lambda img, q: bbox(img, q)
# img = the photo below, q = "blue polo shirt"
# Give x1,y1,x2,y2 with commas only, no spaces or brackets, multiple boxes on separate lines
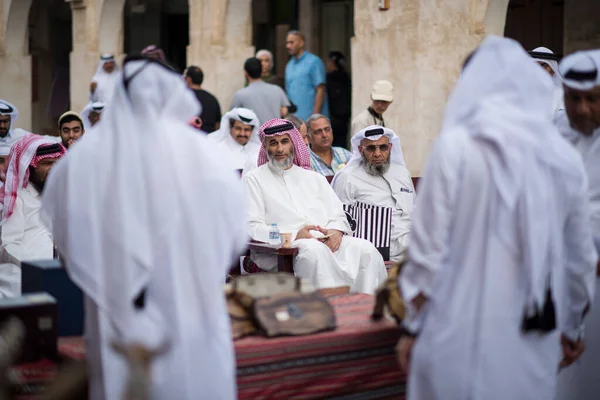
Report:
285,51,329,121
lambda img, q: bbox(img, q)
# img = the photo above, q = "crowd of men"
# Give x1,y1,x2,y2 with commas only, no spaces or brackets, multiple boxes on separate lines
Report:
0,31,598,399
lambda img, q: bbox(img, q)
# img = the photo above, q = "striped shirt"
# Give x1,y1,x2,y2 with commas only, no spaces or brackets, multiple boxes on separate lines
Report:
285,51,329,121
309,146,352,177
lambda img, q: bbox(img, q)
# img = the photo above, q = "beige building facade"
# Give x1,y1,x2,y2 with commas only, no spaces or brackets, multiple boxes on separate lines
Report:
1,0,599,175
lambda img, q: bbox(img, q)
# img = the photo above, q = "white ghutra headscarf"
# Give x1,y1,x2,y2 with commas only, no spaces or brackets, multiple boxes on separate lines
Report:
446,36,583,319
80,101,105,132
331,125,406,186
90,54,120,103
210,108,261,145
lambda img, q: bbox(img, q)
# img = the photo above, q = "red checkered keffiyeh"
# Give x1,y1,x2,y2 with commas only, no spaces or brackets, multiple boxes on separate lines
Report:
0,134,66,222
257,118,311,170
141,45,166,63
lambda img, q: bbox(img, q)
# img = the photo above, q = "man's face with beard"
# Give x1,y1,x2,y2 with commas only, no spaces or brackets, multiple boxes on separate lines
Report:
230,120,254,145
564,85,600,136
359,136,392,176
265,133,294,170
29,157,59,193
0,115,11,138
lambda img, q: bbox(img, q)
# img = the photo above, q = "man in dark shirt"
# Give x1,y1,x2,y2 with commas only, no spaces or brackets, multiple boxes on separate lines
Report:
184,66,222,133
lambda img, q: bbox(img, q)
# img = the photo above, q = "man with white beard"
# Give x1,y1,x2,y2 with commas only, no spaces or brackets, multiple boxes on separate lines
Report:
89,54,119,104
332,126,414,261
209,108,261,171
41,55,246,400
397,36,596,400
554,49,600,400
243,118,387,294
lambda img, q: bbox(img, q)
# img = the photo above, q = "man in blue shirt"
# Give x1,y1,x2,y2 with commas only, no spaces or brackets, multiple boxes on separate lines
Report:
285,31,329,121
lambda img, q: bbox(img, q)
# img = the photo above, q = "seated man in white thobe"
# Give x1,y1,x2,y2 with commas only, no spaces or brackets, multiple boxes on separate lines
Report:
332,126,414,261
209,108,261,171
397,37,596,400
555,49,600,400
243,118,387,294
0,134,66,297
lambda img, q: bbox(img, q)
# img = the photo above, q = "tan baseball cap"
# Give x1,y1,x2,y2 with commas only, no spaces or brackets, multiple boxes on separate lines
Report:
371,80,394,102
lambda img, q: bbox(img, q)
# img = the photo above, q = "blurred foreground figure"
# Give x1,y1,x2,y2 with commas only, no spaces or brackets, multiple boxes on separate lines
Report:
41,55,246,400
555,49,600,400
397,36,597,400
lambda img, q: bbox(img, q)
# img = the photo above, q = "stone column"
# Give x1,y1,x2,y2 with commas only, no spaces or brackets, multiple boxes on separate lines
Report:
0,0,34,131
352,0,509,176
70,0,125,114
564,0,600,53
188,0,255,112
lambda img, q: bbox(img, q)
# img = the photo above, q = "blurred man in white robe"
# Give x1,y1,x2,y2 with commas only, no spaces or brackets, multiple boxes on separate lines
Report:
41,56,246,400
0,134,66,297
0,100,28,145
332,126,414,261
89,54,119,104
80,101,105,132
397,36,597,400
243,118,387,294
555,49,600,400
529,47,565,119
209,108,260,171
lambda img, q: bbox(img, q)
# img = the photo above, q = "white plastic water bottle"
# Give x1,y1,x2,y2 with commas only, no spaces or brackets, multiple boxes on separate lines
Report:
268,223,281,245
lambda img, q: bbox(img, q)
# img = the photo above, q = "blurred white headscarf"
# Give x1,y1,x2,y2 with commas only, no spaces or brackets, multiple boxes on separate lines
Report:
444,35,582,315
90,54,120,103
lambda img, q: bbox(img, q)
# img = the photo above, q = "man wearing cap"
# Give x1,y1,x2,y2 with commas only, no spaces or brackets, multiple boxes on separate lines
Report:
243,118,387,294
351,80,394,135
0,100,28,145
58,111,85,149
529,47,564,118
209,108,261,171
555,49,600,400
80,102,105,132
90,54,119,103
332,126,414,261
0,134,66,297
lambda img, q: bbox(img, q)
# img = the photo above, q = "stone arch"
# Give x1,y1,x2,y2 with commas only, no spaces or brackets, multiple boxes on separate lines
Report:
2,0,34,54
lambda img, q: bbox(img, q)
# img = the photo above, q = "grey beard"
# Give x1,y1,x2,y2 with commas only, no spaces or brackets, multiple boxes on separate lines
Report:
362,159,390,176
267,148,295,170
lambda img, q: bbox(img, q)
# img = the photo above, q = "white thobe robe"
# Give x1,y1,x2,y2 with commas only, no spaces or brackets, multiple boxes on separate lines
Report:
0,185,54,297
332,163,414,261
90,72,119,104
212,133,260,171
243,163,387,294
555,125,600,400
400,132,596,400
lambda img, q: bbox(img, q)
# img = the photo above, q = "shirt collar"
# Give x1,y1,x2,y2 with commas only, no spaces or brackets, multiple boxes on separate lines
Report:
294,51,309,62
24,183,41,198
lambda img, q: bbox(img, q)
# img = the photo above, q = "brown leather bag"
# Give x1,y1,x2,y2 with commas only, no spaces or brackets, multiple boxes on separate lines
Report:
253,292,336,337
372,260,406,323
226,273,336,339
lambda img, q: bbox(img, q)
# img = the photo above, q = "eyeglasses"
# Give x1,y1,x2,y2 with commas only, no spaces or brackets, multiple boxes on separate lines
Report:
362,144,390,153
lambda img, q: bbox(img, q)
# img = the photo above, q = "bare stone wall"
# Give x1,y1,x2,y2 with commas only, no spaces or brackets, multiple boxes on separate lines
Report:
352,0,509,176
